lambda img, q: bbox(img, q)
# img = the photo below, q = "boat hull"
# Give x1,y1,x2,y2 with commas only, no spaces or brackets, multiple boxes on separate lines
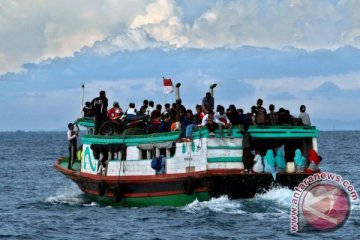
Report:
207,170,311,198
54,158,210,206
54,158,312,206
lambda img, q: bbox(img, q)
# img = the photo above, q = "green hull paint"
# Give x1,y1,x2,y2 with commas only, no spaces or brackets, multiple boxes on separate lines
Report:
86,192,210,207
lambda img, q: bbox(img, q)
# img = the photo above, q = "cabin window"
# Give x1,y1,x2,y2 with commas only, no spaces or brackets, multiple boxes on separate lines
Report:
137,141,176,159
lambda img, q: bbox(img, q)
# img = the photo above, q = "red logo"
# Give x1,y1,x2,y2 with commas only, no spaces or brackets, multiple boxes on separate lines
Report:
301,182,350,231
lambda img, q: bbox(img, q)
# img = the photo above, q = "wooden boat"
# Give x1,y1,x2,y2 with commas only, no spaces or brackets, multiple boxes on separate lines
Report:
54,117,318,206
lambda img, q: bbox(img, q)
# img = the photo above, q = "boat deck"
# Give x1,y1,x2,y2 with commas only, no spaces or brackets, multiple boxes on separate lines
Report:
59,158,81,171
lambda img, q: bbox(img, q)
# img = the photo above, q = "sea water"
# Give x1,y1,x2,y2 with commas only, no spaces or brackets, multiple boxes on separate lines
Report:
0,131,359,239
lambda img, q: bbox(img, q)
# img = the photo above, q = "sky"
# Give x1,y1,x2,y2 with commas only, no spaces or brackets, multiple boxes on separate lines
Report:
1,0,360,131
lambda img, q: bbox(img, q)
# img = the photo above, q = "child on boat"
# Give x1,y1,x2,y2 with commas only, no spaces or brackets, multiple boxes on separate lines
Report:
252,150,264,173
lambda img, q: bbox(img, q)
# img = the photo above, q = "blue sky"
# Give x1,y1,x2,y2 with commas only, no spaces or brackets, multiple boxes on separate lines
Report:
1,0,360,131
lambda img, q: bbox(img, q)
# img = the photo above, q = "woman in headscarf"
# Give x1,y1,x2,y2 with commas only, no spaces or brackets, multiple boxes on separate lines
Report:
294,149,305,173
275,147,286,173
264,149,276,180
305,149,321,173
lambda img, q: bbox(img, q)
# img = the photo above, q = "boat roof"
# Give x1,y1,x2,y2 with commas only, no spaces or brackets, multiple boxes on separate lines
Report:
76,118,318,145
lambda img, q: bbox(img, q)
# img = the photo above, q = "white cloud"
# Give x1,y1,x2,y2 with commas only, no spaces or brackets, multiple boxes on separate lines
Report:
3,0,360,74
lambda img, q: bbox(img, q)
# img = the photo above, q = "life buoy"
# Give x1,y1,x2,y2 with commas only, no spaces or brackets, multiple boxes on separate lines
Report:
182,177,194,195
114,185,122,202
98,181,106,196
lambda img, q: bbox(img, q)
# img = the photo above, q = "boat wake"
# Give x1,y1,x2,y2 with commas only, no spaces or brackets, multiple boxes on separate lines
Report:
254,186,293,208
45,183,92,206
183,195,245,215
183,187,294,216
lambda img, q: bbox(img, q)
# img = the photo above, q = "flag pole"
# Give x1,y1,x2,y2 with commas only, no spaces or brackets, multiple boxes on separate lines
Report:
162,77,165,108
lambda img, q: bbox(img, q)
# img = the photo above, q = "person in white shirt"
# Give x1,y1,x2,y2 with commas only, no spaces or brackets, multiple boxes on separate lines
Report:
201,110,218,136
146,101,155,116
214,105,232,138
125,103,137,118
298,105,311,126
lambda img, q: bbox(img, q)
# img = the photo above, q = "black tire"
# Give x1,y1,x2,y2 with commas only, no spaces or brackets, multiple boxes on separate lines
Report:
98,181,106,196
99,121,115,136
114,185,122,202
182,177,194,195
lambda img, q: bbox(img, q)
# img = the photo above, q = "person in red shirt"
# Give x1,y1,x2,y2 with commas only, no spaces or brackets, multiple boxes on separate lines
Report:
107,102,123,121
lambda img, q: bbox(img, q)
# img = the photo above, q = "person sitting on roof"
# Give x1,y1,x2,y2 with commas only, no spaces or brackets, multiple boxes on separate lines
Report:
107,102,123,121
151,104,162,121
294,149,306,173
162,103,171,116
268,104,279,125
180,109,195,141
125,102,137,119
275,146,286,173
201,110,218,136
158,114,171,133
305,150,321,173
83,101,95,118
298,105,311,126
264,149,276,180
278,108,293,125
227,104,240,126
137,106,147,117
147,100,155,116
148,110,162,133
193,104,205,127
215,105,232,138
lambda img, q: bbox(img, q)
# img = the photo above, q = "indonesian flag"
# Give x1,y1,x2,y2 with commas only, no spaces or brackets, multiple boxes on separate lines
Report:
163,78,174,94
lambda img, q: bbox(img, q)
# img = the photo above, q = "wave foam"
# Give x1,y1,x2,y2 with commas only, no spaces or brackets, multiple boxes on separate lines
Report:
255,187,293,208
45,183,85,206
183,195,244,215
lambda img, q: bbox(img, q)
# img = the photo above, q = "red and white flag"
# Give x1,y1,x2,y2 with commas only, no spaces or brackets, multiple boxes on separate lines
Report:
163,78,174,94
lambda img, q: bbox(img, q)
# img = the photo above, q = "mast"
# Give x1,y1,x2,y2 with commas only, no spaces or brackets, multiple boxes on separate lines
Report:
210,83,217,106
175,83,181,123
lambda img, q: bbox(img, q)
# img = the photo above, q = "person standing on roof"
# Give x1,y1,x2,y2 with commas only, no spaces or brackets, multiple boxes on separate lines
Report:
67,122,79,170
202,92,214,114
91,90,108,135
255,99,267,125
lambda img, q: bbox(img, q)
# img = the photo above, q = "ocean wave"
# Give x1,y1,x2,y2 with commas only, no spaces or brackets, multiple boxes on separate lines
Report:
182,195,245,215
254,186,293,208
45,183,85,206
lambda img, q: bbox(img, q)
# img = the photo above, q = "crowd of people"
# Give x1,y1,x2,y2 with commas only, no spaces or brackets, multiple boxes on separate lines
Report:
72,90,319,173
81,90,311,139
244,146,321,178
